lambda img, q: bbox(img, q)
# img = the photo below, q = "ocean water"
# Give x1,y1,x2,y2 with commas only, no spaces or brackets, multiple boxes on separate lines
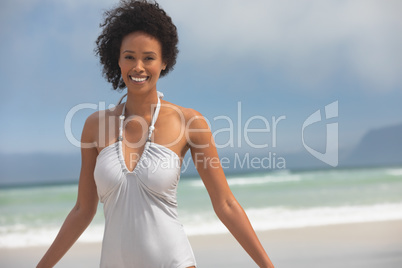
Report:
1,166,402,248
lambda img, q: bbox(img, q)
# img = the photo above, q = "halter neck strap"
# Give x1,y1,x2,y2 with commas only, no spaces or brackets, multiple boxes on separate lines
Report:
117,91,163,142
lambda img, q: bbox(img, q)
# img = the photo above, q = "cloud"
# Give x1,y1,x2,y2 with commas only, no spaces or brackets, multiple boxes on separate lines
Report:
160,0,402,92
0,0,112,103
3,0,400,95
0,0,400,154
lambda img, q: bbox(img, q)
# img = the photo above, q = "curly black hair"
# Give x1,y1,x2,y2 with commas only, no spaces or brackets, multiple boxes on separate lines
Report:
95,0,179,90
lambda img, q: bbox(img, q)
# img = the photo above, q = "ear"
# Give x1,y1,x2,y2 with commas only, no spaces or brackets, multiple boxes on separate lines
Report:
118,57,122,69
162,62,167,71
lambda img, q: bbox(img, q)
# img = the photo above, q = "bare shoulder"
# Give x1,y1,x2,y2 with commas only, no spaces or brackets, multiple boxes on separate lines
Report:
81,111,99,145
81,105,121,148
161,100,207,128
84,105,119,124
164,102,213,150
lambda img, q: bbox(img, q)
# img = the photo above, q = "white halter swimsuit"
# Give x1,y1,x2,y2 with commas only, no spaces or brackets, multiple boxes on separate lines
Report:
94,92,196,268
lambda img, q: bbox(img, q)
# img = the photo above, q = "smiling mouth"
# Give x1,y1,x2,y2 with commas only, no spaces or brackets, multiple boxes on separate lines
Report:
130,76,149,82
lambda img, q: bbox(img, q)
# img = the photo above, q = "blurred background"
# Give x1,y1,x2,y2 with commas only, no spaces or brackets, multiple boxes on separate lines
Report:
0,0,401,260
1,0,401,185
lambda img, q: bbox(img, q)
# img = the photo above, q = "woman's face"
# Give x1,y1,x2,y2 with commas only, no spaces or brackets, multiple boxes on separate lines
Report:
119,31,166,93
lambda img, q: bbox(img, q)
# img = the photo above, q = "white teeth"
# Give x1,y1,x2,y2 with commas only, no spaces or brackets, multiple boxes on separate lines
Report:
130,76,147,82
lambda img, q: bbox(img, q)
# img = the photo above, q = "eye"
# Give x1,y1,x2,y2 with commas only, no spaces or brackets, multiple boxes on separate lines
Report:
124,55,134,60
145,56,155,61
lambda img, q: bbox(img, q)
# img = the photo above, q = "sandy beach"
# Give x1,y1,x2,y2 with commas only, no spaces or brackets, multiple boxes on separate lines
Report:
1,220,401,268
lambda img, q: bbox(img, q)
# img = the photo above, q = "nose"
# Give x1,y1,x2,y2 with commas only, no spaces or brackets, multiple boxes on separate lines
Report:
132,60,144,73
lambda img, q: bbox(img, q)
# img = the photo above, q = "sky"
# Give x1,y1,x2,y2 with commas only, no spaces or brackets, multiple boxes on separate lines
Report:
1,0,401,160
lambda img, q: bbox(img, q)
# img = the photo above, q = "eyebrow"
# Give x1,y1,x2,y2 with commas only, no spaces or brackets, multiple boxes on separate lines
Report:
122,50,157,55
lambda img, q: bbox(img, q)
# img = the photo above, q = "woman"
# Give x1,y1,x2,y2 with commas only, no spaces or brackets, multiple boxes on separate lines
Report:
37,0,274,267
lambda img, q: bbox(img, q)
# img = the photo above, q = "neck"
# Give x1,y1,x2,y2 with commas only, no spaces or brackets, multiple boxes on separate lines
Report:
124,90,159,118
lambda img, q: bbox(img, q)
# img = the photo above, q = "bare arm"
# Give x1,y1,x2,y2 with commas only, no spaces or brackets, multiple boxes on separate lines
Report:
37,114,99,267
187,110,275,268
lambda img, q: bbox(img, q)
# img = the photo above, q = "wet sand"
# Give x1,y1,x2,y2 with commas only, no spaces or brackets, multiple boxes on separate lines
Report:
1,220,401,267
